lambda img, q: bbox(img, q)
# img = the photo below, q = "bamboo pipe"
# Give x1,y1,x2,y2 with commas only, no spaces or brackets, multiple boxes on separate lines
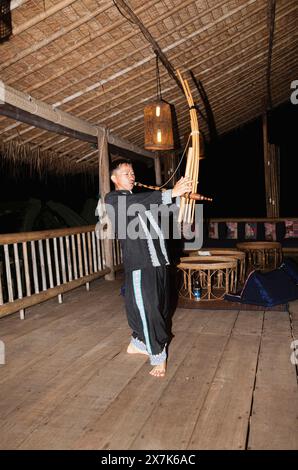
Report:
134,182,212,202
176,70,201,223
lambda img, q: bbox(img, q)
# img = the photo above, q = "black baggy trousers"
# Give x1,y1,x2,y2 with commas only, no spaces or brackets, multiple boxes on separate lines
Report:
124,266,170,365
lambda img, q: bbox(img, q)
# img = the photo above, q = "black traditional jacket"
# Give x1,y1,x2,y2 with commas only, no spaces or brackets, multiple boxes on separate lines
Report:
105,189,176,272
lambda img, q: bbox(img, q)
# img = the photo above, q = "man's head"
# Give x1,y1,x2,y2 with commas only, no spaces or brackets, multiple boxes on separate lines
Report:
110,159,135,191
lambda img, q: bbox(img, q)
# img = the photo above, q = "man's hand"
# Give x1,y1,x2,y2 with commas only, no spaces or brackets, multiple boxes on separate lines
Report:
172,176,193,198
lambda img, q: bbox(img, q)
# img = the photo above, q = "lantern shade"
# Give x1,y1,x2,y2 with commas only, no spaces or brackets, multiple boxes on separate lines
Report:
144,100,174,150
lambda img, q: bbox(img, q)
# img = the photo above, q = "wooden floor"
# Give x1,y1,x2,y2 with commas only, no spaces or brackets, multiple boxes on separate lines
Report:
0,278,297,450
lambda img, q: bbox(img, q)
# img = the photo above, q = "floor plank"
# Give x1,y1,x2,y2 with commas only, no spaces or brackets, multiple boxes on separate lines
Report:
248,310,298,450
187,310,264,449
74,330,194,450
130,333,229,450
0,281,297,450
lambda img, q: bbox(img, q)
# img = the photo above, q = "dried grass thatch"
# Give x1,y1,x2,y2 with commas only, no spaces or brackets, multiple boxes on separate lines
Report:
0,0,297,174
0,140,95,177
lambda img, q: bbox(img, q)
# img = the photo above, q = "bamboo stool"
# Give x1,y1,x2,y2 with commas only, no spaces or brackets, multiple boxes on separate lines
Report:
177,256,238,301
184,248,246,284
236,241,282,272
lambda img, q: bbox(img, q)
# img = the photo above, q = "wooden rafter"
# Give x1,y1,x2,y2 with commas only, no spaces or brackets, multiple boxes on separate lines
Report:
0,81,155,162
1,0,292,147
12,0,78,36
0,0,296,171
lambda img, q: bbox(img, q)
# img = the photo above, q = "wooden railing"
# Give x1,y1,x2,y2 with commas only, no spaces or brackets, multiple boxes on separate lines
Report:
0,226,123,320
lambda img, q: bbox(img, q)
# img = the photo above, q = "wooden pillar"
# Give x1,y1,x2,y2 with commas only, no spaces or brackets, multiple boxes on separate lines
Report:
154,153,162,186
262,113,280,217
269,143,280,217
262,113,271,217
98,128,115,281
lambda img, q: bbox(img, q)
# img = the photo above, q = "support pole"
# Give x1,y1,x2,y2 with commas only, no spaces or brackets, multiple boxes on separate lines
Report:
98,128,115,281
262,113,272,217
262,113,280,217
154,153,162,186
269,142,280,217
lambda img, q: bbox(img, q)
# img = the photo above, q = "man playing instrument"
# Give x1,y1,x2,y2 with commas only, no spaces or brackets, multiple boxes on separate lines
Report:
105,159,192,378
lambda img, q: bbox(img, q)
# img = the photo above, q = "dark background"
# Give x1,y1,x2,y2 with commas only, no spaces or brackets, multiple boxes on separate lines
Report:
199,100,297,218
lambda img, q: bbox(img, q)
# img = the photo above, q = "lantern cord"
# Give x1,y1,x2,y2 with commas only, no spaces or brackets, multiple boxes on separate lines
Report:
156,55,162,101
112,0,135,25
158,133,191,189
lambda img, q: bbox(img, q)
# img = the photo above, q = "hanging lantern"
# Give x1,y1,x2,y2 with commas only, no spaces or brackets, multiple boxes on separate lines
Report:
144,100,174,150
0,0,12,43
144,56,174,151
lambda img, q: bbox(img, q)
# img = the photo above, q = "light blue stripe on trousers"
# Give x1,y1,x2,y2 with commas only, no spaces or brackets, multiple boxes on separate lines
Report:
132,269,152,355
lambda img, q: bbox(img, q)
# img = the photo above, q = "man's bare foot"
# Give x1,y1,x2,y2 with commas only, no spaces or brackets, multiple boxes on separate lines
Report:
127,342,148,356
149,361,166,377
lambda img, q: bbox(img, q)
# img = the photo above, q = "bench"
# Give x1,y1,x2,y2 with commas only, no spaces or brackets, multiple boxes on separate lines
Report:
201,218,298,261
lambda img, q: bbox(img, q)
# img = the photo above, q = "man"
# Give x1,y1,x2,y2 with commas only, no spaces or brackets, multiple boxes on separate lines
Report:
105,159,192,377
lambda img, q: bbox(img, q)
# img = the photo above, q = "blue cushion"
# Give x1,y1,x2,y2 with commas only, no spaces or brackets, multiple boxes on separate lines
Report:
280,259,298,284
225,268,298,307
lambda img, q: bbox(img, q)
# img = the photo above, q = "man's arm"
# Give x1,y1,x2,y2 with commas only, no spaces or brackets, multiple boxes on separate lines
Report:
106,189,170,210
105,176,192,211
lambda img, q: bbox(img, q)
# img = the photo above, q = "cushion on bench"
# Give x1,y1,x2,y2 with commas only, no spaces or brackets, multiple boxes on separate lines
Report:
225,267,298,307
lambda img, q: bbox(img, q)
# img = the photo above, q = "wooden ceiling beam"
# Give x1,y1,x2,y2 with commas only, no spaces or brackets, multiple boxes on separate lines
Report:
0,103,96,144
50,0,261,110
0,7,291,143
2,0,160,76
265,0,277,110
0,0,294,160
0,0,274,138
3,2,112,72
0,0,194,132
93,34,294,134
131,67,293,143
0,48,290,159
12,0,78,36
48,3,290,117
43,72,293,165
22,0,197,98
11,0,28,9
113,0,184,96
0,81,155,161
2,27,294,151
3,0,255,116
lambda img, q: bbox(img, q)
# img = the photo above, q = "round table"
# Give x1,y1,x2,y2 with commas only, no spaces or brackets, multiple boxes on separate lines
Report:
236,241,282,271
177,256,238,301
184,248,246,284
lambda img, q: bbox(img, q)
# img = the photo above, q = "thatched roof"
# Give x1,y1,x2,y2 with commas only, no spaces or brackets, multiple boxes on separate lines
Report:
0,0,297,174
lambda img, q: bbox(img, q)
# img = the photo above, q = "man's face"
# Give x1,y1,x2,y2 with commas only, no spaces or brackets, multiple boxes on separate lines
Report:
111,163,135,191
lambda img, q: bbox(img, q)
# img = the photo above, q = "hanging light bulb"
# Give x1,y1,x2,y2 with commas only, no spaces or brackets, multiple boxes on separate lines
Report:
144,56,174,151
